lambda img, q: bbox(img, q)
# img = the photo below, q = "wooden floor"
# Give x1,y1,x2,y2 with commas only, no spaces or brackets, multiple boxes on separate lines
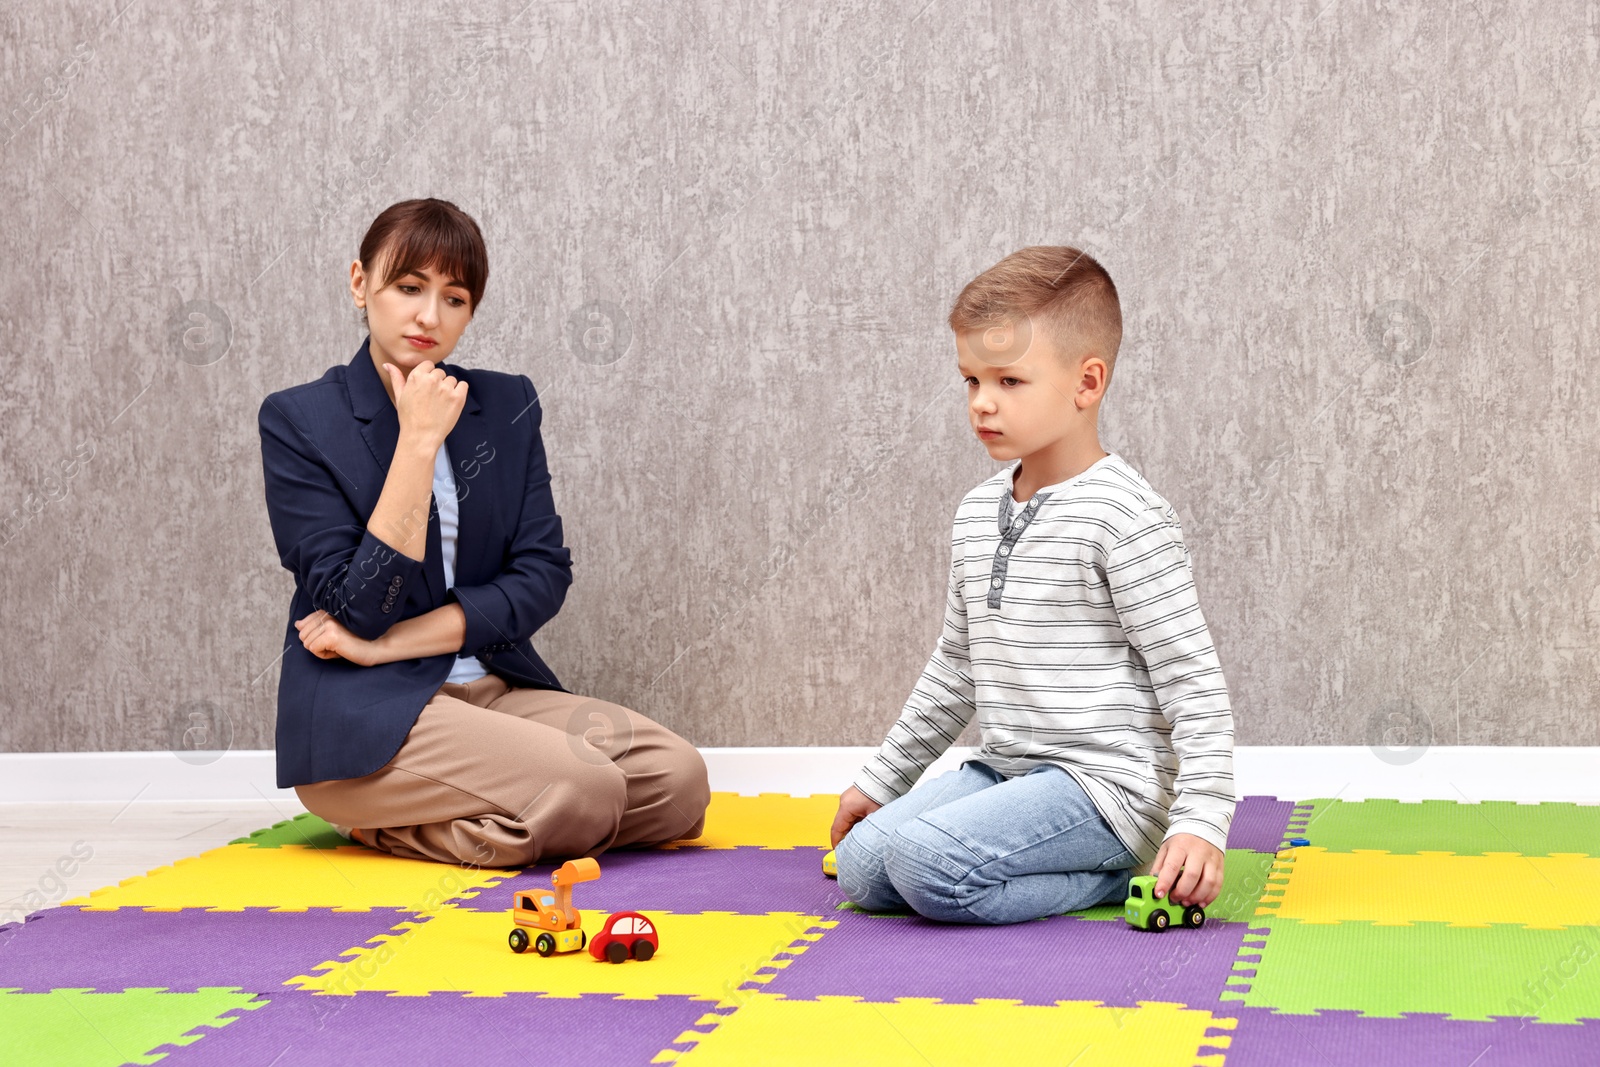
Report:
0,800,309,927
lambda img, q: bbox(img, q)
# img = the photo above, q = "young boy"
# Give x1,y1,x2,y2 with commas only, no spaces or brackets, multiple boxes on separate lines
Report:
830,246,1235,925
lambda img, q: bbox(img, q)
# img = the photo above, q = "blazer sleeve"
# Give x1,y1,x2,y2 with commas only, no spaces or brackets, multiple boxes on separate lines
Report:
446,375,574,658
258,393,425,642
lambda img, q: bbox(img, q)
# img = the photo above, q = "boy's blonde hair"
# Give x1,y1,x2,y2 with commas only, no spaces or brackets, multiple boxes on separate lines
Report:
949,246,1123,386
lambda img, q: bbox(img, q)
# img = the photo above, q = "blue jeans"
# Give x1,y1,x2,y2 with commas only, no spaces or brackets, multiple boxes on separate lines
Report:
835,760,1138,925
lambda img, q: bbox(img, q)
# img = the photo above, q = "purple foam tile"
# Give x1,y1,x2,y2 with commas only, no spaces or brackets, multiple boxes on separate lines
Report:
1226,796,1298,853
761,911,1255,1007
461,846,850,915
147,990,718,1067
1219,1006,1600,1067
0,907,412,992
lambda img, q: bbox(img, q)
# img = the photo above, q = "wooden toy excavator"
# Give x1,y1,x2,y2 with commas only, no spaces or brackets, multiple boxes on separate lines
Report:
507,857,601,956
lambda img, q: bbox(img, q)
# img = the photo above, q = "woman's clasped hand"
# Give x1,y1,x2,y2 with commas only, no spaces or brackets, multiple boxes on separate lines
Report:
294,609,380,666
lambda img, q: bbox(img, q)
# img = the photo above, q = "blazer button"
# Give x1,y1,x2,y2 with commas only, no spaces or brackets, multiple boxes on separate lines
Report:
381,603,393,613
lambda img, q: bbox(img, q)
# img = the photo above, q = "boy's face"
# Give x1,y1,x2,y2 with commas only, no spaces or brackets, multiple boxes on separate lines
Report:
956,322,1102,458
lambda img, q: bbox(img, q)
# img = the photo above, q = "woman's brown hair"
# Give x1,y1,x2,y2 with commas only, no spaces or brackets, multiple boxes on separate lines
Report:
358,198,489,320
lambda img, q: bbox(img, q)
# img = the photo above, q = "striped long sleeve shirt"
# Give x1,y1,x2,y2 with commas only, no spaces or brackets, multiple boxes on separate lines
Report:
853,452,1236,864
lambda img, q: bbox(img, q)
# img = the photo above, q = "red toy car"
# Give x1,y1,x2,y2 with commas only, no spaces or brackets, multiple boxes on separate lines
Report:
588,910,659,964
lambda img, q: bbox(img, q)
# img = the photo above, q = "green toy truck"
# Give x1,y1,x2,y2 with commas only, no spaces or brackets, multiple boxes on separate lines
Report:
1123,874,1206,931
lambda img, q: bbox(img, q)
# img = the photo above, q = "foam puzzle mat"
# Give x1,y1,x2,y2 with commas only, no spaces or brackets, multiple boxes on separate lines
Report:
2,794,1598,1065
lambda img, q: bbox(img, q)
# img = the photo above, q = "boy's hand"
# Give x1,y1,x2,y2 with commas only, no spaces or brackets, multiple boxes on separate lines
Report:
1149,833,1225,908
830,785,882,848
295,610,380,667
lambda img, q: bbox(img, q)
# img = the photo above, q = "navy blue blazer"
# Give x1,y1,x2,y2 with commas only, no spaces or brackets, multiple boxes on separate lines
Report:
259,336,573,788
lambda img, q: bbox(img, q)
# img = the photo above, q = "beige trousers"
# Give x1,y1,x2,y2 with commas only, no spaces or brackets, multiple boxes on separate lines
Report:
294,673,710,868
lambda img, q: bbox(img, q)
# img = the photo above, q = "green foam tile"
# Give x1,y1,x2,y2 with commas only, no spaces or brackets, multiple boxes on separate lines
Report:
1290,799,1600,857
0,988,264,1066
1225,918,1600,1022
1208,849,1282,922
228,812,349,849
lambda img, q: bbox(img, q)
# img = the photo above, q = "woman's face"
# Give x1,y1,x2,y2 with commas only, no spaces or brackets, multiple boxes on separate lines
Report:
349,245,474,374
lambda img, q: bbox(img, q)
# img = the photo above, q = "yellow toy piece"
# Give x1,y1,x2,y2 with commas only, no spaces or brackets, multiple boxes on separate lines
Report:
822,849,837,878
508,857,601,956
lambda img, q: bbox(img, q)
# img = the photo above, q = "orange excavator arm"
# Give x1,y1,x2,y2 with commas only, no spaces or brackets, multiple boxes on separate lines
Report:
550,858,602,927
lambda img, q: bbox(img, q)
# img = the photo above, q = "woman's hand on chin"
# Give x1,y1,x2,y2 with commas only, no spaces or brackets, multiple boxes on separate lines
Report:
295,610,381,667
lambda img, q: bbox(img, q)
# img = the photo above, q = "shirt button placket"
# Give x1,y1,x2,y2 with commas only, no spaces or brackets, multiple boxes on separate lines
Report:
989,532,1014,608
988,491,1049,609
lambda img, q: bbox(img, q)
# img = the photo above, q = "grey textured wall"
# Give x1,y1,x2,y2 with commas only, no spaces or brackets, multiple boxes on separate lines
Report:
3,2,1595,759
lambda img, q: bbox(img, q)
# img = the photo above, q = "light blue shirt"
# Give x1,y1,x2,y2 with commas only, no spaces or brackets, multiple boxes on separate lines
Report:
435,443,490,685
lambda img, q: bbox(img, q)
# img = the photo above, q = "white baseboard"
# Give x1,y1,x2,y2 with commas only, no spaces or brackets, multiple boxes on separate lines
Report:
0,746,1596,804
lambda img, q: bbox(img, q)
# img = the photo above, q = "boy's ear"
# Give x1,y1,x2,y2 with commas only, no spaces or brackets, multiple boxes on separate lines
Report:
1079,354,1109,399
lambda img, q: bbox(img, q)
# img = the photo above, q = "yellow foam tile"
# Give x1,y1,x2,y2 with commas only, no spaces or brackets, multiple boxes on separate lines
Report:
61,844,510,912
667,792,836,850
289,906,836,999
1263,850,1600,928
664,993,1235,1066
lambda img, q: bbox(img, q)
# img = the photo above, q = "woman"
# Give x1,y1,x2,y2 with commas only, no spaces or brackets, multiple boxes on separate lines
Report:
258,198,709,867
